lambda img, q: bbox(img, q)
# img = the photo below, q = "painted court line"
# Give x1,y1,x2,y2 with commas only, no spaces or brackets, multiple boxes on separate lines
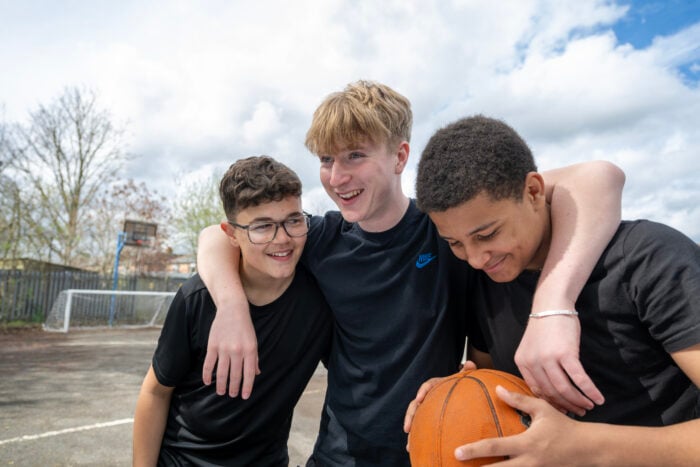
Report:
0,387,323,447
0,418,134,446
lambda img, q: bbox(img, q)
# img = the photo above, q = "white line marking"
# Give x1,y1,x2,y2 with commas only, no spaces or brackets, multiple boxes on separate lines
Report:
0,418,134,446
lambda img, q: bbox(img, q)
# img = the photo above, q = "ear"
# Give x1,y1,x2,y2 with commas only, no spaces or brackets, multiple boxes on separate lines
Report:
394,141,410,174
220,221,242,247
524,172,546,206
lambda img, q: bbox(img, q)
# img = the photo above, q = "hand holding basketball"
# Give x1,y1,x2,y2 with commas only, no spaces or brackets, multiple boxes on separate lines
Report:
407,369,534,466
454,385,582,466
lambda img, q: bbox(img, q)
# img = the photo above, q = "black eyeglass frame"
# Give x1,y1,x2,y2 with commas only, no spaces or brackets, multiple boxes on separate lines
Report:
228,212,311,244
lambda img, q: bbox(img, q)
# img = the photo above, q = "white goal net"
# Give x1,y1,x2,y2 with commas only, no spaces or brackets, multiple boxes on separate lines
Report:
44,289,176,332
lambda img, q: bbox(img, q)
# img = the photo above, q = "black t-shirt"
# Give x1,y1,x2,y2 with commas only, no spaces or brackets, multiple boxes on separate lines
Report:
302,200,475,466
470,220,700,425
152,267,332,466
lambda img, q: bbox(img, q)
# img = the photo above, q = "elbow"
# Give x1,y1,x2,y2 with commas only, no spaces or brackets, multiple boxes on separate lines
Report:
593,160,626,191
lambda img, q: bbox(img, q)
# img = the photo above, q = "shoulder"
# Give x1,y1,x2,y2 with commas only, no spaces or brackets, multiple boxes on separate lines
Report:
616,220,699,258
287,264,325,301
178,274,208,299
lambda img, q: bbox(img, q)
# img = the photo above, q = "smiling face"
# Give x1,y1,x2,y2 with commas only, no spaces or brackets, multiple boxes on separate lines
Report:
428,173,551,283
318,138,409,232
222,196,306,285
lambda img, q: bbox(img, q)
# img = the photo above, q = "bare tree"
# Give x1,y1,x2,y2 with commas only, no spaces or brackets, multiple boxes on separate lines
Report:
0,109,23,260
85,179,172,274
6,87,130,266
170,173,224,261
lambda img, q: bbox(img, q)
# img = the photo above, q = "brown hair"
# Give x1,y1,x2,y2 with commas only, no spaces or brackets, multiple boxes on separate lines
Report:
219,156,302,220
305,80,412,155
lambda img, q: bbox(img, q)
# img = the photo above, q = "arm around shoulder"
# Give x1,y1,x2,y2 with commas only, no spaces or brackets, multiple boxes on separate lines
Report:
515,161,624,414
196,223,259,398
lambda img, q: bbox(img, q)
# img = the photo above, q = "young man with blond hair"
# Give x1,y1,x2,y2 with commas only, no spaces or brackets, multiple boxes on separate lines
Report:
197,81,625,465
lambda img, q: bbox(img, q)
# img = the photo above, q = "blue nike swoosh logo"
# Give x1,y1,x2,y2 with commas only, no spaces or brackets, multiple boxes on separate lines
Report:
416,253,436,269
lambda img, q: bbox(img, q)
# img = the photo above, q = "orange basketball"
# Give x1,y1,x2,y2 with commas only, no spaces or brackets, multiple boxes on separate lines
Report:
408,369,534,466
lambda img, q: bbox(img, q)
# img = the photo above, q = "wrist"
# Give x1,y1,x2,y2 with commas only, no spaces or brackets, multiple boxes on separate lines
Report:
529,310,579,319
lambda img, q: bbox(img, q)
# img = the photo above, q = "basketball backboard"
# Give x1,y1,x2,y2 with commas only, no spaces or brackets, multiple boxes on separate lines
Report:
123,220,157,247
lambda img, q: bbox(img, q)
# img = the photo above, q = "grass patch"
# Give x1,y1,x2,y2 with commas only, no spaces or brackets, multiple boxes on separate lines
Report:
0,320,42,332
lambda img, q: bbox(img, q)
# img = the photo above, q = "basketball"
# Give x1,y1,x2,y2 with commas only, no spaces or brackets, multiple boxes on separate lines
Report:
408,369,534,466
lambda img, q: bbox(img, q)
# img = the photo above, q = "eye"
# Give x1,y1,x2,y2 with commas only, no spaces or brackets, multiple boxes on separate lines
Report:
285,217,303,226
476,229,498,241
348,151,365,160
250,223,274,233
319,156,333,165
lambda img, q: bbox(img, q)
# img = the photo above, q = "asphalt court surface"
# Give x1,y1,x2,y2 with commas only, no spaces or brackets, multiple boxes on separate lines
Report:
0,327,326,466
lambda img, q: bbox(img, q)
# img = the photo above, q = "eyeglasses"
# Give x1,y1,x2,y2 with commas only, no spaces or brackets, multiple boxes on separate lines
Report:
229,213,311,244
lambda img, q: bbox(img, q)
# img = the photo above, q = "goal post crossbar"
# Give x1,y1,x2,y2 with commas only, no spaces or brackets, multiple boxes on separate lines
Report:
45,289,176,333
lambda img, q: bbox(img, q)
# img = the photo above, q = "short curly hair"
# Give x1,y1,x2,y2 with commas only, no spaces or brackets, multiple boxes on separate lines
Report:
416,115,537,213
219,156,302,221
305,80,412,155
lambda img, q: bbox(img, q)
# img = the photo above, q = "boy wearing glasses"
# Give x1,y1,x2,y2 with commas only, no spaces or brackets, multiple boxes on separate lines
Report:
133,156,332,466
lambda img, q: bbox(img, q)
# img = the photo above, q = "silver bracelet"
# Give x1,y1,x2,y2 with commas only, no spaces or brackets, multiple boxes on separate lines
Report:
529,310,579,318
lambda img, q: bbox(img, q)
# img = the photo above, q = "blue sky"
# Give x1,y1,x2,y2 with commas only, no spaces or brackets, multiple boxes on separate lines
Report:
613,0,700,48
1,0,699,241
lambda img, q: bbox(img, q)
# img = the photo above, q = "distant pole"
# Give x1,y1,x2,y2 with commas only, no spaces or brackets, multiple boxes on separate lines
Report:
109,232,127,326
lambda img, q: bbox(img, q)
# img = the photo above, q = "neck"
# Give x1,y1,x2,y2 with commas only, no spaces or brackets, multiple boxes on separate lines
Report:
527,204,552,271
358,193,411,233
240,263,295,306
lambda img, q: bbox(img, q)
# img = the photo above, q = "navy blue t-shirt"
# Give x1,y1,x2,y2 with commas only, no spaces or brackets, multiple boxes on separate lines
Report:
302,200,475,466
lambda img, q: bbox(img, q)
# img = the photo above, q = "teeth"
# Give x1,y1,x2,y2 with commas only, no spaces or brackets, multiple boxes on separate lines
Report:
338,189,362,199
269,251,291,257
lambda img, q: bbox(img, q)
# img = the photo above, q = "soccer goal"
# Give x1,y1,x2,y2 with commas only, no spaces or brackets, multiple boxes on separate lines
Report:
44,289,176,332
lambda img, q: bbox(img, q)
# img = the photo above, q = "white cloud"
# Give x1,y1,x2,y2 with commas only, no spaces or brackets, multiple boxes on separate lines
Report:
1,0,698,240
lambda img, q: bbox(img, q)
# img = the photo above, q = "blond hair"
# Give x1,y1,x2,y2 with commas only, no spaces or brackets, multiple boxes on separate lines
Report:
305,80,412,155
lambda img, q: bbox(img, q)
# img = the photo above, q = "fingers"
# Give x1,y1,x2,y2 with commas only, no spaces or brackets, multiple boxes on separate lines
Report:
225,353,242,397
461,360,478,371
560,356,605,405
403,398,419,433
454,387,535,462
239,354,260,400
541,363,592,416
403,377,446,433
495,385,539,413
202,350,217,386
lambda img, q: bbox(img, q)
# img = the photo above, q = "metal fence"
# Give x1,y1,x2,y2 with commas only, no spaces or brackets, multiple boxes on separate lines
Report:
0,269,188,323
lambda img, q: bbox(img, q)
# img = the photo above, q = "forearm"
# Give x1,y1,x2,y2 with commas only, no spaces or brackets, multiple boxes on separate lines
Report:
537,161,624,310
197,224,246,311
133,370,171,466
582,419,700,466
197,224,258,395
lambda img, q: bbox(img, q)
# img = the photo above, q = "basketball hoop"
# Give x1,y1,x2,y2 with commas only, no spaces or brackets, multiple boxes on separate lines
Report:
123,220,157,248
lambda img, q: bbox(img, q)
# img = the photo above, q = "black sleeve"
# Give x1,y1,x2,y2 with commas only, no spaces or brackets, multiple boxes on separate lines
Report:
624,221,700,353
151,288,195,387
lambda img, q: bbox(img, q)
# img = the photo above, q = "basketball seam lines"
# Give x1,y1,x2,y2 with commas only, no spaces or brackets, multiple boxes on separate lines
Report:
438,379,461,467
467,376,504,438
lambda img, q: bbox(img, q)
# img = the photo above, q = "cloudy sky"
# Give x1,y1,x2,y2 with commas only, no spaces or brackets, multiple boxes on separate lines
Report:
1,0,699,240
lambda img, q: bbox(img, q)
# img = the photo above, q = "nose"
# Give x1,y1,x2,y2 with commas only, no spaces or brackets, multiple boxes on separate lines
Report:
329,161,349,187
271,223,292,243
466,246,491,270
